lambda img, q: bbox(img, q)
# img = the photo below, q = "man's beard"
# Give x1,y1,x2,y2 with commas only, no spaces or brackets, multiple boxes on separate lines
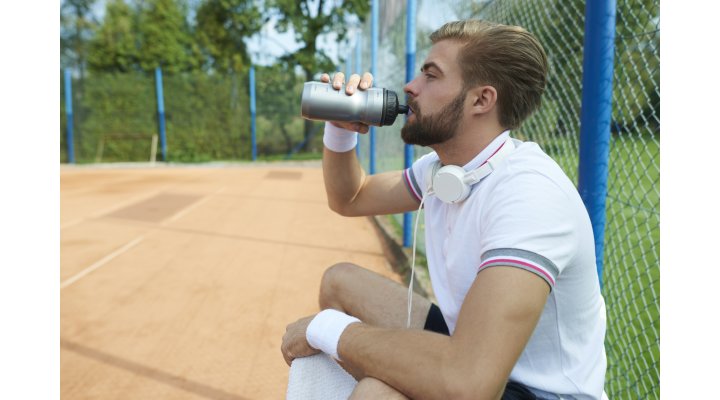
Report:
401,90,466,146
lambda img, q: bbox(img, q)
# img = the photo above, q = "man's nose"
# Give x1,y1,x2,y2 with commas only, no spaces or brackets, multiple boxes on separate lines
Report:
403,76,419,97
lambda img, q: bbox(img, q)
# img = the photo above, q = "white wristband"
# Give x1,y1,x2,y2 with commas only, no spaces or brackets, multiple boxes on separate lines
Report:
306,309,361,361
323,122,358,153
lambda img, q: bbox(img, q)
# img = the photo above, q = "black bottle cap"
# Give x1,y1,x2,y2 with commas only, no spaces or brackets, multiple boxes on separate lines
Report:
382,89,401,126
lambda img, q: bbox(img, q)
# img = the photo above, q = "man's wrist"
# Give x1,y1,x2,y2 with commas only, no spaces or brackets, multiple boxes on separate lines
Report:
323,122,358,153
306,309,361,361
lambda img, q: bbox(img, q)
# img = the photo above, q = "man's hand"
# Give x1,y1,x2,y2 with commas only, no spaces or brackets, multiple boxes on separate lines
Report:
319,72,374,134
281,315,320,366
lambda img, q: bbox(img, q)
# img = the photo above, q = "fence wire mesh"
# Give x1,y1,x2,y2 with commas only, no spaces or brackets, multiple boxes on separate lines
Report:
355,1,659,398
61,71,255,163
604,1,660,398
60,68,320,163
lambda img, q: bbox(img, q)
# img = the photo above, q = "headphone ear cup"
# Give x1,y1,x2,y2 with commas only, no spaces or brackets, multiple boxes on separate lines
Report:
433,165,471,204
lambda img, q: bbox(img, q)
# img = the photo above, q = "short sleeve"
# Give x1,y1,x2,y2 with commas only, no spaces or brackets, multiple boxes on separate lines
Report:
477,170,580,289
402,152,439,203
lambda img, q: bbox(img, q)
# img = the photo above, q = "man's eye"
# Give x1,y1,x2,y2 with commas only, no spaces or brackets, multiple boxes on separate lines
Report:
425,73,435,80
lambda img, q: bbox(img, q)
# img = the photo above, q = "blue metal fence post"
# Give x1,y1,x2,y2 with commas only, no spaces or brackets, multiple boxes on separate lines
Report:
64,68,75,164
402,0,417,247
154,67,167,161
369,0,378,175
345,39,353,78
577,0,617,288
355,34,362,158
345,48,354,152
249,66,257,161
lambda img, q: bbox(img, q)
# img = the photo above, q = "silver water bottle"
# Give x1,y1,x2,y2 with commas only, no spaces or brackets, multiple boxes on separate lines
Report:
301,81,409,126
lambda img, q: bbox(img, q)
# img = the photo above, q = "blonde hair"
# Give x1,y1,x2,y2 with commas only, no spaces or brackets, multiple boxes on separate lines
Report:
430,20,548,129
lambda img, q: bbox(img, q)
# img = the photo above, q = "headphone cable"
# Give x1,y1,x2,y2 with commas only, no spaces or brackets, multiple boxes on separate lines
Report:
407,194,427,329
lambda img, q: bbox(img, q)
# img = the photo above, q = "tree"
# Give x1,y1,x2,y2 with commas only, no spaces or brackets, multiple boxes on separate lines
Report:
136,0,198,74
61,0,97,77
195,0,264,74
87,0,139,73
266,0,371,150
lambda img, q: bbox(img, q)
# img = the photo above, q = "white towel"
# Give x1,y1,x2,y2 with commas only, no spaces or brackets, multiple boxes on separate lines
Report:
286,353,358,400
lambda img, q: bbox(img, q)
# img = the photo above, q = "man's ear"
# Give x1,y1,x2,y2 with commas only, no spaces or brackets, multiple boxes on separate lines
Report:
468,85,498,116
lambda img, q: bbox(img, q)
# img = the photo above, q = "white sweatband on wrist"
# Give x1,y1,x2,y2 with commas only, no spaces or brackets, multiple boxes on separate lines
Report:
323,122,358,153
306,309,361,361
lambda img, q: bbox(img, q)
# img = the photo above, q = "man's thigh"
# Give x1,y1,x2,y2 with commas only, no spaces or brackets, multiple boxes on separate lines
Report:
319,262,432,330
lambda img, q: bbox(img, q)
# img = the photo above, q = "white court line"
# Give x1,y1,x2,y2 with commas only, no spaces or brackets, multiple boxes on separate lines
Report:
60,236,145,290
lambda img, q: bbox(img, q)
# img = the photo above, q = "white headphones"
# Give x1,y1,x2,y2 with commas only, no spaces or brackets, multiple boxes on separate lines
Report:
425,137,516,204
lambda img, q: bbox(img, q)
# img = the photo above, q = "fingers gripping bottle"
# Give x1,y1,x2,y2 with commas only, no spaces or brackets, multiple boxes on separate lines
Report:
301,81,409,126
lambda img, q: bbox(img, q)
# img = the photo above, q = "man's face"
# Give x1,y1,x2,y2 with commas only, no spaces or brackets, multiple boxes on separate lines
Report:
401,40,467,147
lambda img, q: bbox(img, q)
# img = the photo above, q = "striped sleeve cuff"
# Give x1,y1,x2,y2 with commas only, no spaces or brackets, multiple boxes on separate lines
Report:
479,248,559,289
403,168,423,203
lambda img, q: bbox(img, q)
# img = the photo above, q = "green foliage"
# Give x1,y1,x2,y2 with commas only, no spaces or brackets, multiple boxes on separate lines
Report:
162,72,251,161
136,0,198,73
195,0,264,74
254,63,305,154
73,72,156,162
256,151,322,162
87,0,139,72
82,0,263,75
62,71,255,163
61,0,98,71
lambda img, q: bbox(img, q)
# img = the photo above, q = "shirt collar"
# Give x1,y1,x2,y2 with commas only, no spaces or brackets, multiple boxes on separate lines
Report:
462,130,511,171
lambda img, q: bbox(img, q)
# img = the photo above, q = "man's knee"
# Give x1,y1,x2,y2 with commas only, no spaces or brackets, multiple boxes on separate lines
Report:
319,262,362,311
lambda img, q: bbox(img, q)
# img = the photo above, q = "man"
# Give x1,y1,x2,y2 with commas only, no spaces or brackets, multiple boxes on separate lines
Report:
282,20,607,400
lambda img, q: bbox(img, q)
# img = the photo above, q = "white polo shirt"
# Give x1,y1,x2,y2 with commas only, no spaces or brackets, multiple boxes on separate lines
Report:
403,131,607,400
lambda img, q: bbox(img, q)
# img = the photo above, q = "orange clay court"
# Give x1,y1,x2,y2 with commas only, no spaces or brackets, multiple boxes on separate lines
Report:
60,163,403,399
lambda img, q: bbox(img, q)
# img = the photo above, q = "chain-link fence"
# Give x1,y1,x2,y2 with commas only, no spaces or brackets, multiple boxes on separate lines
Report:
61,71,251,163
60,67,320,163
354,1,659,398
604,1,660,398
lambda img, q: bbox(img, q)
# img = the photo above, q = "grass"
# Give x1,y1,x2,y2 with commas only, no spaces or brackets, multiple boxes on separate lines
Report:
603,135,660,399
